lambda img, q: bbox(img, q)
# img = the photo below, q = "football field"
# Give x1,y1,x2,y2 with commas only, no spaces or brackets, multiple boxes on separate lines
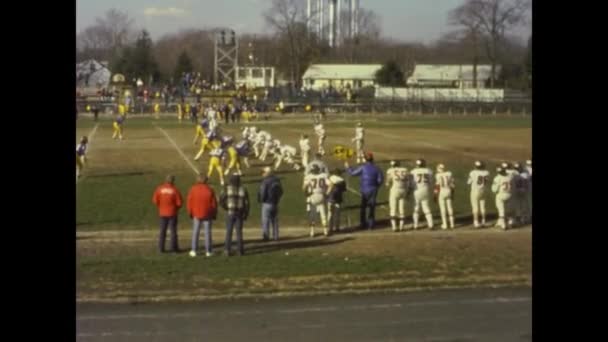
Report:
76,114,532,303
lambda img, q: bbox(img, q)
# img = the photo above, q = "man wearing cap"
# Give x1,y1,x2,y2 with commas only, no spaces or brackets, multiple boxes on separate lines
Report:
152,175,184,253
345,152,384,230
258,167,284,241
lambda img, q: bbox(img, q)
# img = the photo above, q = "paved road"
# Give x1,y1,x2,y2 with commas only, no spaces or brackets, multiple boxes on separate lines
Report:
77,287,531,341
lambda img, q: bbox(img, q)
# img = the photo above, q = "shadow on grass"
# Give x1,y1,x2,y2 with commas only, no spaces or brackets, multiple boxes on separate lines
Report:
209,234,304,251
244,236,354,255
87,171,150,178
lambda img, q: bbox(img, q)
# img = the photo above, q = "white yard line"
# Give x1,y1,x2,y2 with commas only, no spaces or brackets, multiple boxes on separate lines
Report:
154,124,200,175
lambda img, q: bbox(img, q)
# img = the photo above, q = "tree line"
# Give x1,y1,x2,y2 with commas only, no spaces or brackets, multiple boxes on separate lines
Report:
76,0,531,90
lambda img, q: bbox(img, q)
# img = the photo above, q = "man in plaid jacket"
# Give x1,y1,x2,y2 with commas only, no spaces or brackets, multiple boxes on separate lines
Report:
220,174,250,256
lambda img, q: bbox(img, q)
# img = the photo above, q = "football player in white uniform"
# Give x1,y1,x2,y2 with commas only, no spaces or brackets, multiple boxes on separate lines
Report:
385,160,410,232
274,144,301,171
253,130,271,158
303,164,330,237
467,161,490,228
491,166,515,230
352,122,365,163
410,159,434,229
313,119,326,156
434,164,455,229
299,134,311,168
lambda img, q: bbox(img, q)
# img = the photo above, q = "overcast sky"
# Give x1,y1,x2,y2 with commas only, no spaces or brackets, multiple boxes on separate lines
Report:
76,0,531,44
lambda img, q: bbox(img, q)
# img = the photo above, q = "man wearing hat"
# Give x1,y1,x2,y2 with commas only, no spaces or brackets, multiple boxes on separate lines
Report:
345,152,384,230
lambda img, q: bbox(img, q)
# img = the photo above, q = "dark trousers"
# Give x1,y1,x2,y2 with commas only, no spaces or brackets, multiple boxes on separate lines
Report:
360,189,378,229
225,111,230,124
225,214,244,255
328,202,342,231
159,216,178,252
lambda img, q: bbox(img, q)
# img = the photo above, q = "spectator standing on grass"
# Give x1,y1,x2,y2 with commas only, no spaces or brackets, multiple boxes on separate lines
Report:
187,175,217,257
220,174,250,256
152,175,183,253
345,152,384,230
257,167,283,241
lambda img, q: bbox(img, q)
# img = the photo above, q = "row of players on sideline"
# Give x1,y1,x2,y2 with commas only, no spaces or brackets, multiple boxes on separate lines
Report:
76,111,532,232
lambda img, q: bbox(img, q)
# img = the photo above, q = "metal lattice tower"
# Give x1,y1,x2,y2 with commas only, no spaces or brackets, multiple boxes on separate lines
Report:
213,29,239,86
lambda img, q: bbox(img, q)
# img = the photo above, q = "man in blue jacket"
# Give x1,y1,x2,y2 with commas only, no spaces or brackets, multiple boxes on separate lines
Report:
257,166,283,241
345,152,384,230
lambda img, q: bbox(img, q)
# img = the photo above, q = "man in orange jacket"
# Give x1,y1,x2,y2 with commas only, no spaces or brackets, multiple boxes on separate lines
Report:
187,175,217,257
152,175,183,253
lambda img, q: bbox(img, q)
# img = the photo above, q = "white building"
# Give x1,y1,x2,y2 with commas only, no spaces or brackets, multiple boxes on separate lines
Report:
302,64,382,91
406,64,501,89
235,66,275,89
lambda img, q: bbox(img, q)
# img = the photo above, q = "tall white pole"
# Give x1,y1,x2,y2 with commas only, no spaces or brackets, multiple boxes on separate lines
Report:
319,0,324,41
307,0,312,32
354,0,359,37
329,0,335,47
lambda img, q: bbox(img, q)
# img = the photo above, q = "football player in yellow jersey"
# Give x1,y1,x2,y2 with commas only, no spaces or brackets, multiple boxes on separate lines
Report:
177,102,183,122
223,139,241,176
153,102,160,119
118,103,126,116
193,119,210,161
112,115,125,140
184,102,191,119
207,147,225,186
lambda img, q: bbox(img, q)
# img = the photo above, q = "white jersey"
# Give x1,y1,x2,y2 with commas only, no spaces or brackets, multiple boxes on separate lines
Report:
435,171,454,191
492,174,515,195
256,131,271,142
467,170,490,192
525,166,532,177
386,167,409,191
410,167,433,192
314,123,325,137
354,127,364,141
304,173,329,195
208,118,218,132
280,145,297,157
299,138,311,152
207,109,217,120
242,127,250,139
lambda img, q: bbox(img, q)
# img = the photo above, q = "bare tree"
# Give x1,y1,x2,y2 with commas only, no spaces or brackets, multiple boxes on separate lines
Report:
77,9,135,62
449,0,530,87
95,9,135,54
263,0,319,88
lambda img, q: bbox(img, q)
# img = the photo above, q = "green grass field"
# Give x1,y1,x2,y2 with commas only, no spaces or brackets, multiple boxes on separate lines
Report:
76,114,532,303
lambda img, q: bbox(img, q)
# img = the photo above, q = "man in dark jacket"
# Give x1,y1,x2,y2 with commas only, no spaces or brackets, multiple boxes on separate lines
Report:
257,167,283,241
345,152,384,230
